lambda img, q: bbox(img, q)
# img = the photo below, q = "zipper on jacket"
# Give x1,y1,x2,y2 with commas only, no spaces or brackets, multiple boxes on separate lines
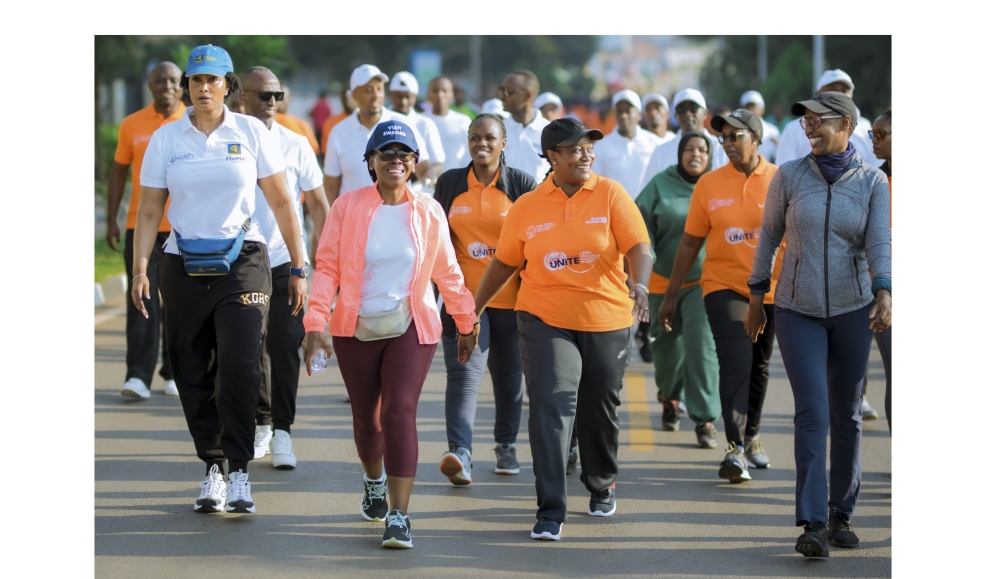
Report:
855,258,863,298
824,183,832,318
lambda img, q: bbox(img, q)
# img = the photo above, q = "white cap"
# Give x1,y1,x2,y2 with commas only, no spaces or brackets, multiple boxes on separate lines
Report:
816,69,854,92
671,88,707,110
611,89,641,111
390,71,419,95
534,92,562,109
740,90,765,109
481,98,509,118
641,93,668,109
350,64,389,92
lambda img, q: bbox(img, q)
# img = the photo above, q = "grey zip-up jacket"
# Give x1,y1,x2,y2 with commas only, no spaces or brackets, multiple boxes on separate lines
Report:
747,153,890,318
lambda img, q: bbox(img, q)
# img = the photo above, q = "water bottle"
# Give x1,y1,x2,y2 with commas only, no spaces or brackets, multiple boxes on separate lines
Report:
310,350,327,374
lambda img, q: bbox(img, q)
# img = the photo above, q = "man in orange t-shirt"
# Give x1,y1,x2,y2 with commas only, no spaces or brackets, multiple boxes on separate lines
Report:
274,83,320,154
107,61,186,399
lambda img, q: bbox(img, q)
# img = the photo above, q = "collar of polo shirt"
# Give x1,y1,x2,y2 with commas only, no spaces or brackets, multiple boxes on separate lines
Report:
181,105,239,132
539,171,599,196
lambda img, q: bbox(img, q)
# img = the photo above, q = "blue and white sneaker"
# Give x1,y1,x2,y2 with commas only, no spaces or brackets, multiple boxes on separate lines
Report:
587,483,616,516
530,518,563,541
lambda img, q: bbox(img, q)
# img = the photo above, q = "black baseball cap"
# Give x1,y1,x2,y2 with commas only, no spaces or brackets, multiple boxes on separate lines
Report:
791,92,858,128
538,118,603,158
711,108,763,136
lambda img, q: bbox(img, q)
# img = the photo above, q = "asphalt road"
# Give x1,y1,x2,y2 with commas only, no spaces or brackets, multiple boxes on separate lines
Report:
94,301,891,578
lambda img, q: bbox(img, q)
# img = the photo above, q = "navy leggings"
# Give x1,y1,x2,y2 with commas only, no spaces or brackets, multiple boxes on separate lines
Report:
774,304,874,526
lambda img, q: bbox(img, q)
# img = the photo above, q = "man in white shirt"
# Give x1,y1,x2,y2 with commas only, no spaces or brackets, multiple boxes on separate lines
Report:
499,70,550,182
323,64,429,202
389,71,445,183
241,66,331,468
739,90,780,163
534,92,564,122
426,76,472,172
592,89,661,200
640,88,730,191
774,69,878,166
641,93,675,144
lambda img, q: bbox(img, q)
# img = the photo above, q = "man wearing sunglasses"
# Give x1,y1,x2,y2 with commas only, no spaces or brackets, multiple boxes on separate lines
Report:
240,66,331,469
640,88,730,192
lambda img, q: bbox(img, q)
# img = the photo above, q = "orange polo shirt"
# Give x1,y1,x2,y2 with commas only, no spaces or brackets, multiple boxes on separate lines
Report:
321,112,349,154
275,112,319,154
114,103,186,231
684,156,784,303
647,271,700,293
496,173,650,332
448,169,519,309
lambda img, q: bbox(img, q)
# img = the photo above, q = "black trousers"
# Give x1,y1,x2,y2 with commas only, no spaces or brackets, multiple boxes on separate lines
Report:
703,290,775,448
256,263,305,433
159,241,272,475
517,311,632,523
875,326,891,431
123,230,172,385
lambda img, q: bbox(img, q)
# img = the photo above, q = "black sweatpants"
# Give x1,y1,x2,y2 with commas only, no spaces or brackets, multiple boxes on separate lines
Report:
703,290,775,448
159,241,272,475
123,230,173,386
517,311,632,524
256,263,305,433
875,327,891,431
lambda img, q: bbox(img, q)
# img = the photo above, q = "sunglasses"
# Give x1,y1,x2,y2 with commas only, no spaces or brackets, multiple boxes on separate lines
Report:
718,131,749,144
799,115,842,130
675,102,702,115
376,149,416,162
245,90,285,102
868,130,891,141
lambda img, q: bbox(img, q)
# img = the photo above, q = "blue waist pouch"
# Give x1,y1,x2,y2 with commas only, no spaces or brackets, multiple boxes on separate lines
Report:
174,219,250,276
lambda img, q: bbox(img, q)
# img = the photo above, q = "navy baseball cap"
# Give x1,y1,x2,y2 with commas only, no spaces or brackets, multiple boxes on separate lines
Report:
364,120,421,158
186,45,234,77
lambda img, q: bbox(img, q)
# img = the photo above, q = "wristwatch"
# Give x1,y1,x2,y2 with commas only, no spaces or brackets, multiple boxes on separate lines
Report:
290,265,310,278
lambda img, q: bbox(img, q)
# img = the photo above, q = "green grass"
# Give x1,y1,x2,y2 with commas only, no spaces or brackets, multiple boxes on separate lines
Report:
95,238,125,283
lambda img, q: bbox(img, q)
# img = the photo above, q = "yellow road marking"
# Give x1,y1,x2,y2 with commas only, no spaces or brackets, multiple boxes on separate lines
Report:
624,371,654,451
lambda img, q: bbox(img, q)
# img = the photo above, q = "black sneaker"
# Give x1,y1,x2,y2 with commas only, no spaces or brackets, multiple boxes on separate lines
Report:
382,509,413,549
827,508,860,548
360,475,389,521
494,443,520,475
795,521,830,557
718,442,752,483
662,403,680,431
530,517,563,541
587,483,616,517
695,423,718,448
566,447,578,475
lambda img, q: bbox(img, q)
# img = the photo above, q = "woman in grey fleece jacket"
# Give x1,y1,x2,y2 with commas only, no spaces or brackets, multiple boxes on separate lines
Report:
744,92,891,558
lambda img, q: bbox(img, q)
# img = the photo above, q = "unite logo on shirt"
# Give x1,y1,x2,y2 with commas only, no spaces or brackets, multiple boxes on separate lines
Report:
544,250,600,273
468,242,496,260
132,135,152,146
450,206,473,217
526,222,555,239
169,153,194,164
708,198,735,211
584,216,608,225
725,226,762,247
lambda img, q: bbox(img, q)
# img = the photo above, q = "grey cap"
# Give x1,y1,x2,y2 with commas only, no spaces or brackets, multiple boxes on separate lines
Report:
791,92,858,128
711,108,763,136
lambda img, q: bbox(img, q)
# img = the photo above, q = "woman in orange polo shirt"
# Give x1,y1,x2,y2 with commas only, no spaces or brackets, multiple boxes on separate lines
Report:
658,109,783,484
433,113,537,484
471,118,652,541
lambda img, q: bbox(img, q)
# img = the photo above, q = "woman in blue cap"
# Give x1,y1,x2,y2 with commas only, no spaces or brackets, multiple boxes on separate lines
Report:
131,44,308,515
303,120,479,549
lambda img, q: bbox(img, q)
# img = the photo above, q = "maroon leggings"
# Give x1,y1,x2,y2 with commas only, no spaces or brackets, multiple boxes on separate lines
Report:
332,322,438,478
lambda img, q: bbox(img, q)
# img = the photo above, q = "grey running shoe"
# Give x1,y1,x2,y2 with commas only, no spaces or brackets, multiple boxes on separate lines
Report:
587,483,616,517
439,445,473,485
382,509,413,549
493,443,520,474
361,474,389,521
745,438,770,469
662,402,681,431
718,442,752,484
695,423,718,448
530,518,563,541
566,447,578,474
796,521,830,557
827,508,860,548
861,397,879,421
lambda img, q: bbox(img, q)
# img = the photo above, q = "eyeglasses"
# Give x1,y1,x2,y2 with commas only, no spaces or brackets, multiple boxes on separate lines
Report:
674,102,702,115
376,149,416,162
868,130,891,141
497,86,522,96
718,131,749,144
799,115,842,130
244,90,285,102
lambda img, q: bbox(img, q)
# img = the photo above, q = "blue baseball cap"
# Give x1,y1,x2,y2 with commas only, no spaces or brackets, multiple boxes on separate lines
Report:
186,45,234,77
364,120,421,158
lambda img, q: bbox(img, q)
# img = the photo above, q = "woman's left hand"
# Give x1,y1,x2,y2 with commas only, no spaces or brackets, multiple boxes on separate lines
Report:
630,285,650,323
288,275,308,316
869,290,892,332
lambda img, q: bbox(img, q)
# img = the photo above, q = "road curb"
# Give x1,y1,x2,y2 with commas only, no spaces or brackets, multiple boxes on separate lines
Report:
95,274,127,307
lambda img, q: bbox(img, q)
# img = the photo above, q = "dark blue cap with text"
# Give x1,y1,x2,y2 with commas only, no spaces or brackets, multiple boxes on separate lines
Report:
364,120,421,159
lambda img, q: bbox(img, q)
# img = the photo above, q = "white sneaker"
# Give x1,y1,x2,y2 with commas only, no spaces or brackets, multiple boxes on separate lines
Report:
194,464,226,512
121,378,150,399
226,471,255,513
163,380,179,396
271,430,297,469
254,425,273,459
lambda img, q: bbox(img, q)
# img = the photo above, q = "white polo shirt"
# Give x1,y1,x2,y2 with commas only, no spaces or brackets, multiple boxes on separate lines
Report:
323,108,429,194
140,106,284,255
397,109,446,166
640,129,729,191
758,119,780,163
503,109,550,183
592,128,661,199
775,117,878,167
252,122,324,267
428,109,472,171
650,130,675,145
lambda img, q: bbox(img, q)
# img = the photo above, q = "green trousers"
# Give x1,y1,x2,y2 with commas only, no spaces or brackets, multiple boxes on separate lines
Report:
648,287,721,425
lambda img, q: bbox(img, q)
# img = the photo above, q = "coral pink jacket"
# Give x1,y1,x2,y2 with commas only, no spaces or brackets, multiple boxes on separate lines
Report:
304,184,477,344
